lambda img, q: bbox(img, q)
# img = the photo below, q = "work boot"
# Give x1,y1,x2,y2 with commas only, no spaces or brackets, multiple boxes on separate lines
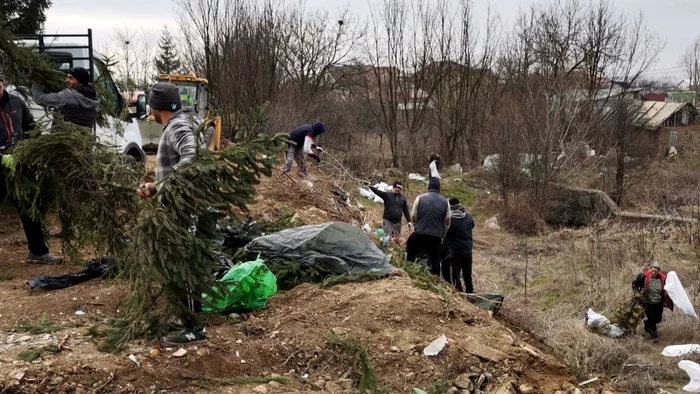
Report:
27,253,64,265
161,328,208,346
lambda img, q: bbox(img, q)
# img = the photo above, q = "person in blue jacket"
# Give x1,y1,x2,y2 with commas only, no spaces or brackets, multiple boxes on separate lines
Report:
281,121,326,176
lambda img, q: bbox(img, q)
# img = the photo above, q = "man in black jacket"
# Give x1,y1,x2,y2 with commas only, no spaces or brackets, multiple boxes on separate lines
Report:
445,198,475,292
0,75,63,265
32,67,99,128
369,181,412,237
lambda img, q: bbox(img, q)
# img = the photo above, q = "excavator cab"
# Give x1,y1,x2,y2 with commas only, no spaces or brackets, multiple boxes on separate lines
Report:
142,72,221,150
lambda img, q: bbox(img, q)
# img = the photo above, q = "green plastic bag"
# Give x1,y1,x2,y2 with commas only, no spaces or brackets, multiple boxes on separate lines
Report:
203,257,277,313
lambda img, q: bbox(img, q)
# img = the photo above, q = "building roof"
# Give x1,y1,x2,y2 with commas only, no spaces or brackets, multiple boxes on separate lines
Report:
631,101,697,130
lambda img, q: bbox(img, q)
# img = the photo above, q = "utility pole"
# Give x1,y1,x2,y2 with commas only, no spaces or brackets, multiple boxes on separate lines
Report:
125,40,131,107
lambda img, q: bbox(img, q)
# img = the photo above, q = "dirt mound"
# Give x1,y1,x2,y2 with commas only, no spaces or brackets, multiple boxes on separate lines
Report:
0,277,622,394
246,167,364,226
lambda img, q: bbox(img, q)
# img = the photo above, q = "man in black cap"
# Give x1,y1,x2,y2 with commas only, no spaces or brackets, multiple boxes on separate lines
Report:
0,73,63,265
136,82,212,346
32,67,99,128
445,198,475,293
406,177,450,276
369,181,412,237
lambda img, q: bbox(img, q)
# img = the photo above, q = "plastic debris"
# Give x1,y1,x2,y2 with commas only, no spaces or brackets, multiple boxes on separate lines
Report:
485,216,501,231
202,256,277,313
172,348,188,358
578,377,599,386
413,389,429,394
665,271,697,318
585,308,624,338
679,360,700,392
662,345,700,358
423,334,447,356
128,354,140,367
408,173,426,182
75,310,86,316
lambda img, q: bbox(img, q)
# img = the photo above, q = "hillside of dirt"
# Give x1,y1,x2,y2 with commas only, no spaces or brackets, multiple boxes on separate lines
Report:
0,156,678,394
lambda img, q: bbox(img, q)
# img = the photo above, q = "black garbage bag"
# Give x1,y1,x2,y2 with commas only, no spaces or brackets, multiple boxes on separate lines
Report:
26,256,114,290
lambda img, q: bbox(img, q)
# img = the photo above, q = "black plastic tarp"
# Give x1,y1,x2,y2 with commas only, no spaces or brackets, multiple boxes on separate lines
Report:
245,222,395,275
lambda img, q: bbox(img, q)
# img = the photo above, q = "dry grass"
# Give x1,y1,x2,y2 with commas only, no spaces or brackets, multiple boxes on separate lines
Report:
481,218,700,393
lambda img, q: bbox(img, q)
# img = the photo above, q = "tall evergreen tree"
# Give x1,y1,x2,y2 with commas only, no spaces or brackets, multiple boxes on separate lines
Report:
154,25,181,74
0,0,52,35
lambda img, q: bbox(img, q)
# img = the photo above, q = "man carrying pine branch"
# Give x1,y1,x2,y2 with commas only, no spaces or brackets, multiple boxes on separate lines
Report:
136,82,211,346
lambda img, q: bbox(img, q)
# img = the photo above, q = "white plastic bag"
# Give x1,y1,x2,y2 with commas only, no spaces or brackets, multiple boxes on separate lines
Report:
585,308,624,338
359,188,376,201
663,345,700,358
585,308,608,327
423,335,447,356
409,173,426,182
666,271,697,318
679,360,700,392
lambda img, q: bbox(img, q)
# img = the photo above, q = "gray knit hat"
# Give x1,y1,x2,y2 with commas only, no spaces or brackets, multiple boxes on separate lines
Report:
651,261,661,269
148,82,182,111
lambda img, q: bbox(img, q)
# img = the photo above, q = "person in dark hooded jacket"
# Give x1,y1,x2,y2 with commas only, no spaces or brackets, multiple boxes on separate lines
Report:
0,74,63,265
281,121,326,175
32,67,99,128
445,198,475,293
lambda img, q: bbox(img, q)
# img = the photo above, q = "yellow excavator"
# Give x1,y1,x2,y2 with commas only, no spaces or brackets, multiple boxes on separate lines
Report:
138,72,222,150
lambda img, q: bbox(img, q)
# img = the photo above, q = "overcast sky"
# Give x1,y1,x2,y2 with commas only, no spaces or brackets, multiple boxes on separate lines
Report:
44,0,700,82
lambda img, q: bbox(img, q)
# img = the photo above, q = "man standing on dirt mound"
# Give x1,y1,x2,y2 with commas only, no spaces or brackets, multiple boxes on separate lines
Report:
368,181,412,237
632,261,674,343
406,177,450,277
0,74,63,265
281,121,325,176
136,82,211,346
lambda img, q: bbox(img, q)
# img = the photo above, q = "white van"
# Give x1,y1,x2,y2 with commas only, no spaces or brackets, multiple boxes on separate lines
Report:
12,30,146,163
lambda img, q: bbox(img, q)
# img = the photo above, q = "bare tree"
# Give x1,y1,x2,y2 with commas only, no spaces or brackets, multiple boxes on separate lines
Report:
358,0,446,168
679,37,700,97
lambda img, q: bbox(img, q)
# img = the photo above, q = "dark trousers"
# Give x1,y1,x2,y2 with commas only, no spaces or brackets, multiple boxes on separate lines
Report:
0,172,49,256
643,302,664,338
450,253,473,293
406,233,442,276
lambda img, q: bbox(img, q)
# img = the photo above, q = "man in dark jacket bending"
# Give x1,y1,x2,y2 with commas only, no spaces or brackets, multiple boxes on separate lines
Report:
281,121,325,176
32,67,99,128
0,74,63,265
369,181,412,237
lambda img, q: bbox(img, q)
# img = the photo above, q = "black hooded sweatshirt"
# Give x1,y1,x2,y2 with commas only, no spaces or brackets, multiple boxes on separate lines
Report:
0,91,35,156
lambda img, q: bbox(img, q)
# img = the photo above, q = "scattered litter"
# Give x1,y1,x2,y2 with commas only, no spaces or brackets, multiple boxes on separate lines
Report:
448,163,463,173
303,180,314,188
662,345,700,358
373,228,386,238
26,256,112,290
408,173,426,182
485,216,501,231
149,348,161,358
75,310,86,316
302,373,309,379
413,389,428,394
172,348,188,358
236,339,243,344
202,256,277,313
423,334,447,356
362,224,371,234
128,354,140,367
585,308,624,338
578,377,599,386
665,271,697,318
679,360,700,392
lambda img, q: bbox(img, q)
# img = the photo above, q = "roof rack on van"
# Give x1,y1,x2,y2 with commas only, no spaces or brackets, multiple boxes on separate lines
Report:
14,29,94,83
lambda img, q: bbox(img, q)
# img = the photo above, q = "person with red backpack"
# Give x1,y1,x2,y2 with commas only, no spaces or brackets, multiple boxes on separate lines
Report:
632,261,674,343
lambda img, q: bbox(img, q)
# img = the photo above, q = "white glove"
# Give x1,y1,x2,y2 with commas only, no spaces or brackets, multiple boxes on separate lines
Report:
316,146,324,152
